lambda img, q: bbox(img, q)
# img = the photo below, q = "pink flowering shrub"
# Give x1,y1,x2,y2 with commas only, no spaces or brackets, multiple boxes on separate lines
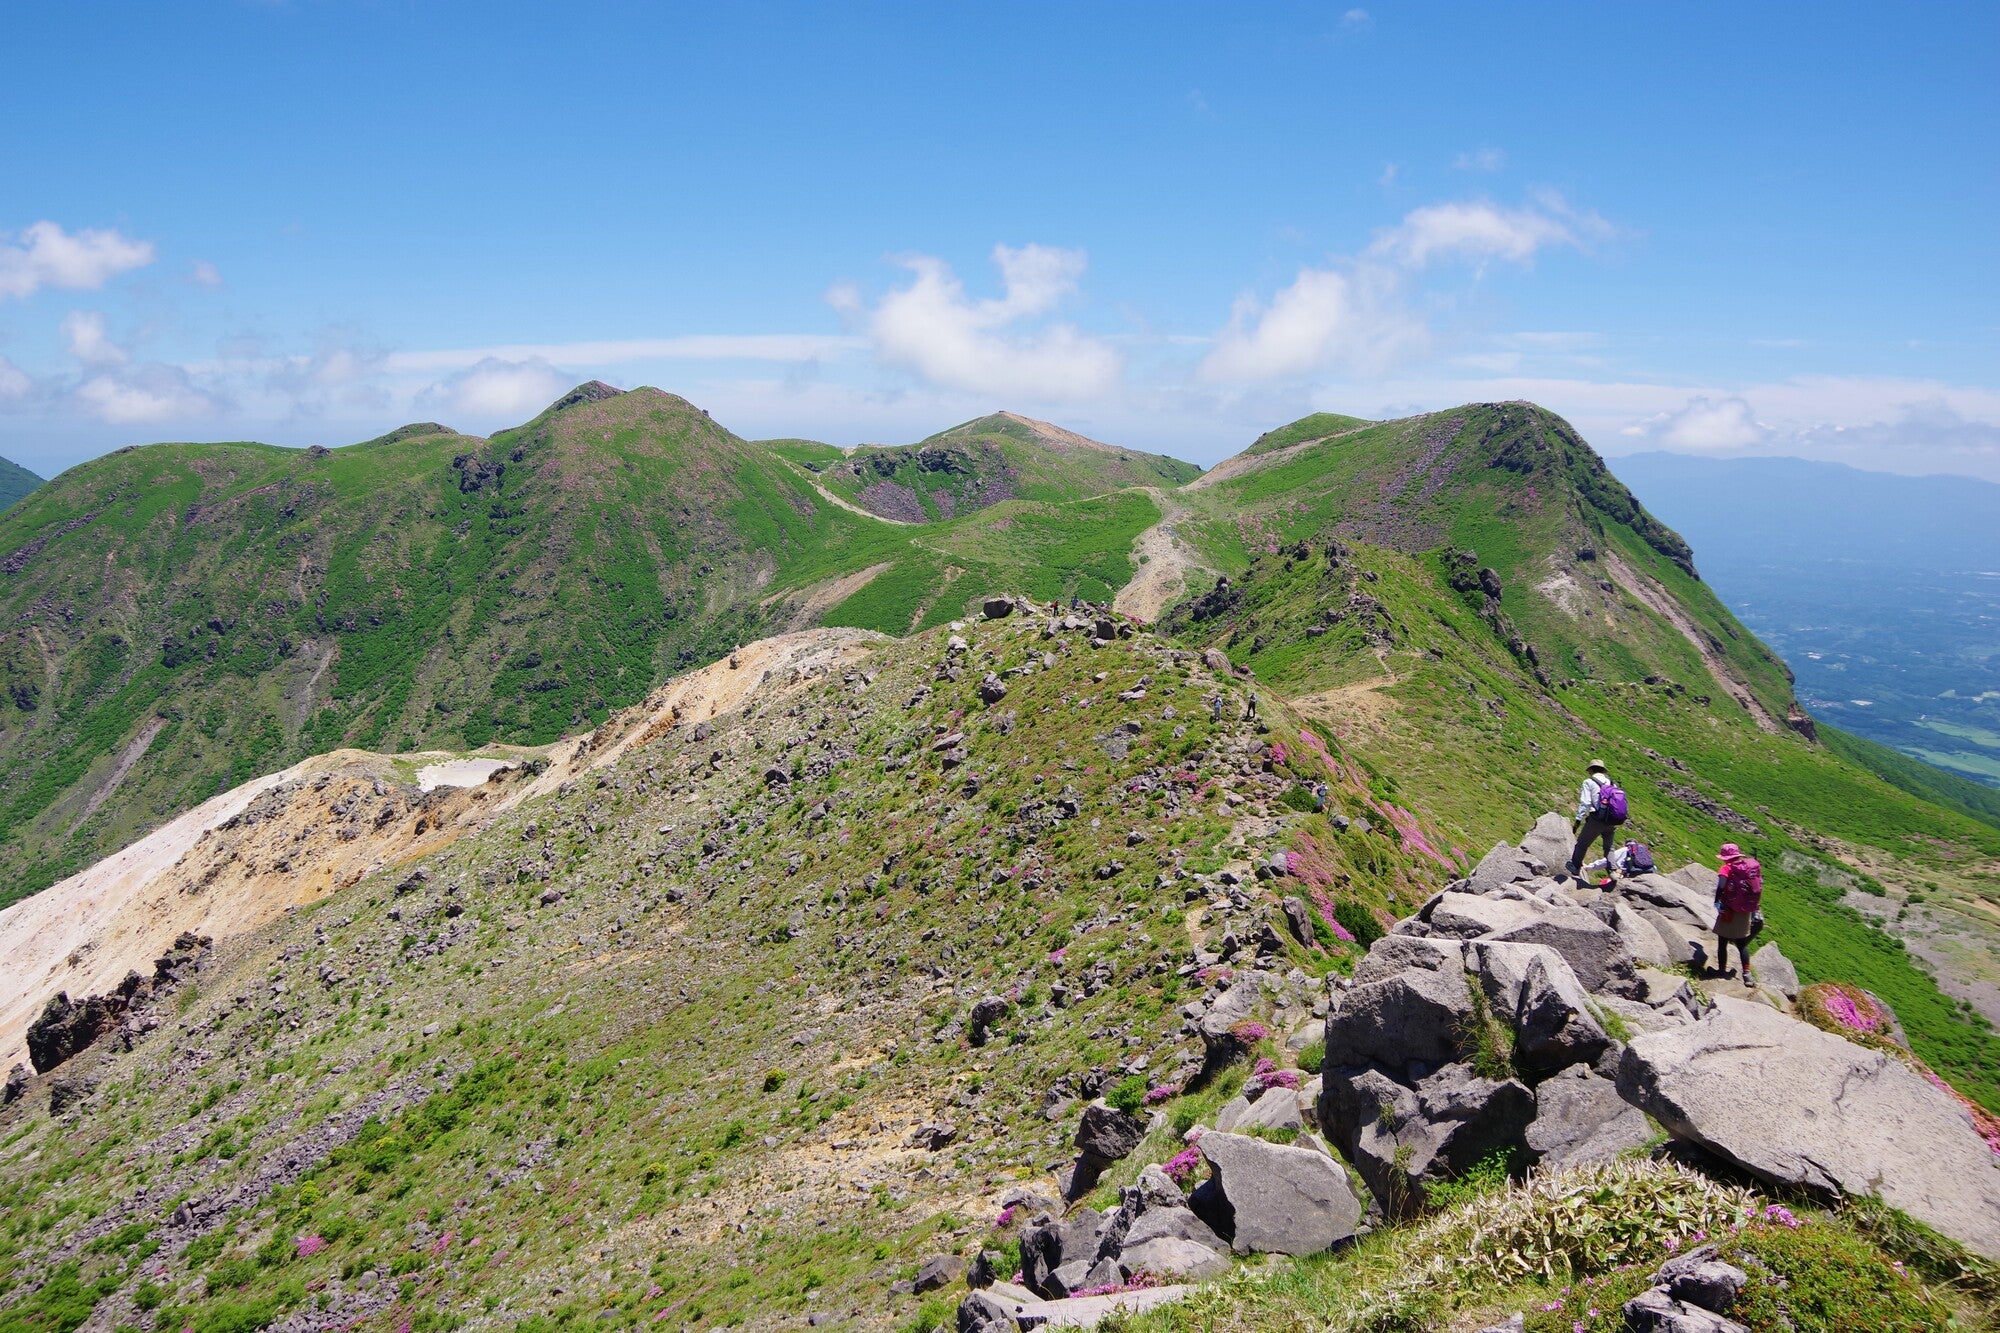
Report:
1162,1144,1203,1185
1228,1020,1269,1045
995,1205,1017,1228
295,1234,327,1259
1143,1082,1182,1105
1245,1058,1301,1097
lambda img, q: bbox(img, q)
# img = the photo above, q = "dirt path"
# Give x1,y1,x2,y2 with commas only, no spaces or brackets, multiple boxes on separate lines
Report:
1182,424,1372,492
1112,488,1214,621
68,716,167,834
1600,549,1779,732
786,561,893,629
810,479,915,526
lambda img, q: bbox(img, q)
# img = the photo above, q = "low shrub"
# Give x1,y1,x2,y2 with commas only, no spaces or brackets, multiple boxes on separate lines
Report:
1106,1075,1148,1117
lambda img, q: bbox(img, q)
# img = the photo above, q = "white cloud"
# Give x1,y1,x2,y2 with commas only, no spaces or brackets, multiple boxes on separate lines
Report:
1633,395,1769,451
1368,195,1601,268
0,221,156,300
1342,8,1371,26
424,357,573,419
1199,194,1614,383
60,311,129,366
384,334,857,375
0,355,30,402
74,365,220,424
1199,265,1423,382
188,260,223,289
837,244,1123,401
1452,147,1507,172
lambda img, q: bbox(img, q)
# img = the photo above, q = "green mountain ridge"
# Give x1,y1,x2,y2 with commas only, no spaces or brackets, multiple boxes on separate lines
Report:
1,396,1998,1331
0,388,1189,901
0,455,40,514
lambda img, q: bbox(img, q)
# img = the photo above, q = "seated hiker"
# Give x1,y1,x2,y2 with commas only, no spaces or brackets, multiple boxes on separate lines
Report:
1712,842,1764,984
1583,838,1656,883
1565,759,1628,877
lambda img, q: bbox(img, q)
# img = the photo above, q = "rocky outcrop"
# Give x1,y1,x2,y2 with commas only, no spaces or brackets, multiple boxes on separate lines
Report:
1617,998,2000,1258
1189,1131,1363,1254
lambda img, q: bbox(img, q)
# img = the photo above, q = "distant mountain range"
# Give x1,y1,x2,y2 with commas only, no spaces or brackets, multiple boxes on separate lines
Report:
1612,453,2000,795
0,455,40,513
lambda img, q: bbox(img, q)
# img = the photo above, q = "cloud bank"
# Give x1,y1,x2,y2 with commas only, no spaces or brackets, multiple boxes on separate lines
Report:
0,222,155,300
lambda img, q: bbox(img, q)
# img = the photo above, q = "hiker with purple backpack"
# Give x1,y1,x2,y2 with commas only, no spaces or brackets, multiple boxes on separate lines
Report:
1565,759,1628,878
1713,843,1765,985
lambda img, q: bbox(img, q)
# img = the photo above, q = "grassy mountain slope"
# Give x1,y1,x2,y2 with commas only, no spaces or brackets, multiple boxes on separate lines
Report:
0,389,1179,903
0,617,1440,1333
1162,403,2000,1105
806,413,1199,523
0,456,40,514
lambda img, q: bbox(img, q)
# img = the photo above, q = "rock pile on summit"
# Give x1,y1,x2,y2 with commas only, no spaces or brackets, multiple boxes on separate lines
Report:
1318,814,2000,1255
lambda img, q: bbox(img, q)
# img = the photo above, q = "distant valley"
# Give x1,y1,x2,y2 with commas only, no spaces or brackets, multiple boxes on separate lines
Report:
1613,452,2000,791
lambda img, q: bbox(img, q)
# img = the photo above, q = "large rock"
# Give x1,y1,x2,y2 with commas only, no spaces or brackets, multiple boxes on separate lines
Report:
1115,1236,1229,1281
1622,1288,1748,1333
1639,910,1704,969
957,1291,1014,1333
1526,1066,1655,1169
1,1063,26,1106
1429,894,1549,941
26,991,125,1074
1465,940,1609,1074
1322,1063,1534,1217
1019,1208,1105,1297
1352,935,1463,986
1190,1130,1363,1254
1467,842,1542,895
1107,1205,1225,1257
1478,904,1639,996
1618,872,1719,927
1075,1102,1146,1162
1215,1087,1305,1135
1322,957,1471,1072
1518,813,1574,875
1617,998,2000,1258
1604,899,1673,970
1749,942,1800,999
1197,972,1268,1068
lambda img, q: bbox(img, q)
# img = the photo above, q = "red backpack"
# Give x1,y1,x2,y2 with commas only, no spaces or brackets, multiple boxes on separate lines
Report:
1719,857,1763,912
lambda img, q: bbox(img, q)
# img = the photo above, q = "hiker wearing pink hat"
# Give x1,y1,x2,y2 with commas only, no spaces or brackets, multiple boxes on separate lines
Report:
1712,843,1764,985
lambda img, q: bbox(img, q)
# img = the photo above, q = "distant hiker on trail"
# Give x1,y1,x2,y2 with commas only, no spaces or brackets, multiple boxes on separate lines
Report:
1565,759,1628,878
1582,838,1655,883
1713,843,1764,984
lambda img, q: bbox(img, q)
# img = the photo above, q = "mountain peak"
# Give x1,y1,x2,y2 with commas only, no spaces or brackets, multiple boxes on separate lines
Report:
545,380,626,414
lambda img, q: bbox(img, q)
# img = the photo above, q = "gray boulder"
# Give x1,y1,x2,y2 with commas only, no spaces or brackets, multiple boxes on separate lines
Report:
1478,903,1640,996
1111,1204,1225,1256
1525,1066,1655,1169
1467,841,1542,895
1322,1063,1534,1218
1429,894,1549,940
1656,1246,1749,1312
1515,953,1612,1072
1075,1101,1146,1162
1116,1236,1230,1281
1322,959,1471,1071
1605,899,1673,969
1189,1130,1363,1254
1217,1086,1305,1134
1617,997,2000,1259
1622,1287,1747,1332
1640,910,1702,968
1619,872,1719,929
1518,813,1574,875
1352,934,1464,986
1748,941,1799,998
956,1292,1014,1333
914,1255,966,1293
1,1063,26,1106
1019,1208,1104,1297
1197,971,1268,1067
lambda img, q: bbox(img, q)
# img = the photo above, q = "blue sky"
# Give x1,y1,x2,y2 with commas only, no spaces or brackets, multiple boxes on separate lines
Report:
2,1,1996,478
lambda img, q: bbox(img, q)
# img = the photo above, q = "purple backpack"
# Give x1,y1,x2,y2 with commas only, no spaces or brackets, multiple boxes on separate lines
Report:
1595,780,1629,824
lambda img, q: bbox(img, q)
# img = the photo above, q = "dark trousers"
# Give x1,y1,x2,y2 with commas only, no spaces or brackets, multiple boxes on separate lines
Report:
1569,817,1617,873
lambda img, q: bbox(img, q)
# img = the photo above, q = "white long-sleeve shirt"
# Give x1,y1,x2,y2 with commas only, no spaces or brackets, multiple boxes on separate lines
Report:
1577,774,1613,822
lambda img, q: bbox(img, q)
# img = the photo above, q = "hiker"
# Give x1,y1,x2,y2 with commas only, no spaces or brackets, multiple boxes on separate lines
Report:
1565,759,1627,877
1207,693,1224,721
1712,843,1764,984
1582,837,1656,883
